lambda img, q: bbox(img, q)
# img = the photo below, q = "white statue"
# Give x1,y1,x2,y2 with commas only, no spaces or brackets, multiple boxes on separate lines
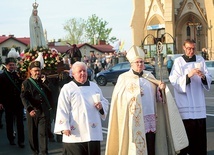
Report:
29,2,47,49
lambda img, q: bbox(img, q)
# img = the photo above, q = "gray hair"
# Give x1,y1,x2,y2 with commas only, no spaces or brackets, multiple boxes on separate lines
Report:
71,61,87,73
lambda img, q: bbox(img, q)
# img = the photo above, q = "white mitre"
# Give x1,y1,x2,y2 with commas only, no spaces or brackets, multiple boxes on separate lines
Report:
126,45,145,63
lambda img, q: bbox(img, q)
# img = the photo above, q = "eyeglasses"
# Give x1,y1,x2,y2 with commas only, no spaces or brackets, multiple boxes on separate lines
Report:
133,61,144,64
185,47,195,51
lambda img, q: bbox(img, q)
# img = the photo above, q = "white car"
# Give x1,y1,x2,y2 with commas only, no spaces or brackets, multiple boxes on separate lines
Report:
205,60,214,83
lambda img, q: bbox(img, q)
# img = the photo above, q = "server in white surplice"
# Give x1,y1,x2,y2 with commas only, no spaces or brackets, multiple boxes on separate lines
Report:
54,61,109,155
169,39,212,155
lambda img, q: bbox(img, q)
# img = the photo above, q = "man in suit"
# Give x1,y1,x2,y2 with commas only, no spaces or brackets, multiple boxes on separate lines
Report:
0,57,25,147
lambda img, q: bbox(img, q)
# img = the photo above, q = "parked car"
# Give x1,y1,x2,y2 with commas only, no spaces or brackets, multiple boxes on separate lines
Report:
95,62,156,86
205,60,214,83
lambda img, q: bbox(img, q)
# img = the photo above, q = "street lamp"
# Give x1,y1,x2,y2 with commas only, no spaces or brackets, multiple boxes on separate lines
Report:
208,20,213,59
187,22,201,51
196,24,202,50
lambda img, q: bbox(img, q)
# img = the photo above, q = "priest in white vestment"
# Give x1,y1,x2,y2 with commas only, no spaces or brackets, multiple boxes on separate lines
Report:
54,62,109,155
105,45,188,155
169,39,212,155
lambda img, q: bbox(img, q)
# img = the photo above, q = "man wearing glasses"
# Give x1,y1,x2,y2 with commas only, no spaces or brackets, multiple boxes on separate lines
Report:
106,45,188,155
169,39,212,155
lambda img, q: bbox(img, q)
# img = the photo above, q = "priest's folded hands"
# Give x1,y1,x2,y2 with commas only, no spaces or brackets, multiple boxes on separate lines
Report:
188,68,205,79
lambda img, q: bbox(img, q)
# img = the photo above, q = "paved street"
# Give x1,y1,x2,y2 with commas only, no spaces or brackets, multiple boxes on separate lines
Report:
0,82,214,155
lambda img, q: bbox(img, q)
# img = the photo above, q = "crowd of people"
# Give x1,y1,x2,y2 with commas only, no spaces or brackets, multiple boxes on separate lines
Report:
63,50,116,81
0,39,212,155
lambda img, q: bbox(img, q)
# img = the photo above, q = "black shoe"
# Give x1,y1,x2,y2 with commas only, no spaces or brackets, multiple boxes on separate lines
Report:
10,140,16,145
18,142,25,148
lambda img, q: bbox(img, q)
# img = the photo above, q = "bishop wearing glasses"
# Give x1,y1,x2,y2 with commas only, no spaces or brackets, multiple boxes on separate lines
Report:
106,45,188,155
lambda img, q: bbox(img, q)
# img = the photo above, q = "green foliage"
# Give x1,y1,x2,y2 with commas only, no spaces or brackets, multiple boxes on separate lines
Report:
109,36,117,44
63,18,86,44
62,14,117,45
85,14,112,44
167,47,172,54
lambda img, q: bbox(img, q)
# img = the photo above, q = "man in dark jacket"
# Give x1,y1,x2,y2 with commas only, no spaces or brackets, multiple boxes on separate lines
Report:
0,57,25,147
20,61,53,155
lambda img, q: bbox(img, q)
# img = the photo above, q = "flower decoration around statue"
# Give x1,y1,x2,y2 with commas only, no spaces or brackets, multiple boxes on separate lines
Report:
18,47,62,79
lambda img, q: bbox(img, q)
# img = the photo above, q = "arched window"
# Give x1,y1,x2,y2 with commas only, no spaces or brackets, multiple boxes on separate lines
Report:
187,25,191,36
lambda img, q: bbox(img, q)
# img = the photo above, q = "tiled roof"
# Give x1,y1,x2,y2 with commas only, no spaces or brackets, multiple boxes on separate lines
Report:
48,45,71,53
0,35,115,53
0,36,8,43
0,35,29,45
17,37,30,45
93,44,114,53
78,43,114,53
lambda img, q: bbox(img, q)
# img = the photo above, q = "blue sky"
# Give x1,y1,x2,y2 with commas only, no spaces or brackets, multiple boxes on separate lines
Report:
0,0,133,51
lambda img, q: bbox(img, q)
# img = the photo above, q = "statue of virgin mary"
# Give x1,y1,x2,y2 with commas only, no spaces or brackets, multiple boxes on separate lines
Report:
29,1,47,49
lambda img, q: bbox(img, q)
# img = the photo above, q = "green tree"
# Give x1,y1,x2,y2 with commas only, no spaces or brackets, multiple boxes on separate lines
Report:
167,47,172,54
63,18,86,44
85,14,117,44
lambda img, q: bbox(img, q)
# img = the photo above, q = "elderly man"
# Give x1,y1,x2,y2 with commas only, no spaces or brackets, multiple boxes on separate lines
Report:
54,61,109,155
105,45,188,155
21,61,53,155
169,39,212,155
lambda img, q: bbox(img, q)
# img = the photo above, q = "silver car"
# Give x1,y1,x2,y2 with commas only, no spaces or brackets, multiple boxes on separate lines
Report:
205,60,214,83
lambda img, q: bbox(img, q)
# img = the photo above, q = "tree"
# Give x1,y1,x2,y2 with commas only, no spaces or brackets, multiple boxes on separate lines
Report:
85,14,117,44
63,18,86,44
62,14,117,45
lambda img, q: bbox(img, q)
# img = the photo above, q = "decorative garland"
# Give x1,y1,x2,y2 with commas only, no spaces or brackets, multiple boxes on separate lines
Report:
18,46,62,78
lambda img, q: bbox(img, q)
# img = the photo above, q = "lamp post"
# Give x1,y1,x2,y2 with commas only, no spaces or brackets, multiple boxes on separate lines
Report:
196,24,202,51
208,20,213,59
